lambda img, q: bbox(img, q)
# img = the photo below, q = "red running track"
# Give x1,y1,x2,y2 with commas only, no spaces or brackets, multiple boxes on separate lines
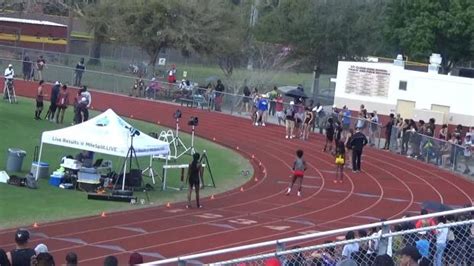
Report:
0,81,473,265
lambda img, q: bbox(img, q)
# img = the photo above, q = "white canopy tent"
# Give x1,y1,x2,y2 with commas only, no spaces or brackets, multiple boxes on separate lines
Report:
38,109,170,189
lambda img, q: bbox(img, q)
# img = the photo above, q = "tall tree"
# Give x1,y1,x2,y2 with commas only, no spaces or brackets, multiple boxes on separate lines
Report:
83,0,116,64
385,0,474,72
254,0,389,72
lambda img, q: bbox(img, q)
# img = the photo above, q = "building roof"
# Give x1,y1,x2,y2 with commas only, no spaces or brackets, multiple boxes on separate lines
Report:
0,17,66,27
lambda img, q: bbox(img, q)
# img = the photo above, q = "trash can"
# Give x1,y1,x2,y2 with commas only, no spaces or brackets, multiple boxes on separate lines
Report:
6,148,27,172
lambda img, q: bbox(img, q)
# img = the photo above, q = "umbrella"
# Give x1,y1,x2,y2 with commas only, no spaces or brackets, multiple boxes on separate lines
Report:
277,85,297,94
285,88,308,99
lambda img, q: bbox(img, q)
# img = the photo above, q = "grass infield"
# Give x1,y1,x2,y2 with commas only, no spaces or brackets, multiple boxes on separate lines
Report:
0,97,253,229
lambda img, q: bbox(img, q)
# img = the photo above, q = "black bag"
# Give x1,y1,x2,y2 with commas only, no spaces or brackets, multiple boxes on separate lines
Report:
7,175,26,187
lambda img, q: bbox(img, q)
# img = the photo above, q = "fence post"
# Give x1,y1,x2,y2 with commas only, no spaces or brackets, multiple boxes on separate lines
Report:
377,222,390,256
276,240,285,264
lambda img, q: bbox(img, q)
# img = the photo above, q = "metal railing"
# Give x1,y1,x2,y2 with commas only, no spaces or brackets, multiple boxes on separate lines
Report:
139,207,474,265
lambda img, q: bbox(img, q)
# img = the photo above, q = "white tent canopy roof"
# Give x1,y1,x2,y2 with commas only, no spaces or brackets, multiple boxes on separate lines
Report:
41,109,170,157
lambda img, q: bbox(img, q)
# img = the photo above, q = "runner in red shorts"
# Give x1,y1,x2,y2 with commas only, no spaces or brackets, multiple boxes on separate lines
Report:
286,149,307,197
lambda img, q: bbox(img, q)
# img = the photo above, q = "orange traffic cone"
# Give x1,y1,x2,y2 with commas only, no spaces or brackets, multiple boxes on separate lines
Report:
259,162,262,166
240,187,244,192
33,223,39,228
130,115,134,118
251,154,255,159
254,177,258,182
211,195,215,200
166,202,171,208
263,169,266,174
236,146,240,150
101,212,106,217
212,137,216,141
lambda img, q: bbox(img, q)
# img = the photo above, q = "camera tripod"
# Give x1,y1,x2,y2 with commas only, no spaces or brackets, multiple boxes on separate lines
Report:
173,117,192,158
3,80,17,104
114,133,141,191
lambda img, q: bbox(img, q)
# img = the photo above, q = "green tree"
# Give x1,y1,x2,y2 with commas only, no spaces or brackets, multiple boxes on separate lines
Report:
254,0,389,72
83,0,116,64
385,0,474,72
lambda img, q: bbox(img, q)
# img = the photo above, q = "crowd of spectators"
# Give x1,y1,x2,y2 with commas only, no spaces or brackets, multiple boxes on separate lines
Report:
255,207,473,266
0,229,144,266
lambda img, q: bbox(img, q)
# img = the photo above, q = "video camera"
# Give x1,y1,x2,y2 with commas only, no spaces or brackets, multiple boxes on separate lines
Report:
173,109,182,119
125,126,140,137
188,116,199,126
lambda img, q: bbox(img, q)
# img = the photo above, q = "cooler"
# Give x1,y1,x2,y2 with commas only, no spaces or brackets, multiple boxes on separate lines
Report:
31,162,50,179
49,174,63,187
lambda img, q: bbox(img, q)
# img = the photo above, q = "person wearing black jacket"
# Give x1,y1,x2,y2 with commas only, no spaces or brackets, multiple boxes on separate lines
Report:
45,81,61,121
350,127,368,172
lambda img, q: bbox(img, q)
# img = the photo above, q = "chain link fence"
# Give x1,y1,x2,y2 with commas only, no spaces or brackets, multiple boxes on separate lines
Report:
140,207,473,265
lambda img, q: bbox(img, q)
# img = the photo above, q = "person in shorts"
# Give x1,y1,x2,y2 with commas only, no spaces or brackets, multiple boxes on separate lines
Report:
285,101,296,139
186,152,203,209
275,94,285,125
34,80,45,120
302,107,314,140
256,94,269,126
286,149,306,197
334,141,346,183
324,118,335,152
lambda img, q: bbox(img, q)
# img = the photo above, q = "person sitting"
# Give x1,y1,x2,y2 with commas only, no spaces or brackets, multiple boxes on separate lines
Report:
75,150,94,167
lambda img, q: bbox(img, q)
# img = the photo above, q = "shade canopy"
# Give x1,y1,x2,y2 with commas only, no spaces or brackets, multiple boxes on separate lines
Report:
40,109,170,157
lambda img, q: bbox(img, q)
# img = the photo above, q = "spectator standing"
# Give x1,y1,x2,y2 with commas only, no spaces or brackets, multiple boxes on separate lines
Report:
55,85,69,124
35,80,45,120
302,107,314,140
434,216,448,266
274,94,284,125
285,101,296,139
80,86,92,121
6,229,36,266
241,86,251,114
323,118,335,152
74,58,85,86
3,63,14,100
344,128,354,169
462,133,472,174
22,56,33,80
341,106,352,139
214,79,225,111
400,119,411,155
186,153,203,209
341,231,359,259
267,86,278,116
36,55,46,81
256,95,269,126
45,81,61,121
286,149,306,197
383,114,395,150
167,64,177,84
312,102,324,133
350,127,368,172
369,112,379,146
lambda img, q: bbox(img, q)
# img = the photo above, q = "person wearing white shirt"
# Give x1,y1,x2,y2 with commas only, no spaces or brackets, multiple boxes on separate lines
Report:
4,64,15,99
4,64,14,80
341,231,359,259
435,216,448,266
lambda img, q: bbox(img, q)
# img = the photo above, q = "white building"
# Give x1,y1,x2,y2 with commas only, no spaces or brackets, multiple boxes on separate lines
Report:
333,57,474,127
